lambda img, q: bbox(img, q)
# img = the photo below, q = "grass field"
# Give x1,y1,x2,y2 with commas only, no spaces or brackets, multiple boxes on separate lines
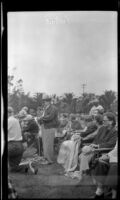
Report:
8,146,113,199
8,146,98,199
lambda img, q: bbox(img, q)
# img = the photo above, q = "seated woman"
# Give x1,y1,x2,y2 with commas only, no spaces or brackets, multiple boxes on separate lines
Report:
57,133,82,173
22,115,40,154
74,116,97,139
65,115,83,140
92,141,118,199
78,112,117,181
82,114,103,144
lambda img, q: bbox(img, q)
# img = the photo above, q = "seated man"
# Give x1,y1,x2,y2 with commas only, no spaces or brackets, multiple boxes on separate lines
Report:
8,107,24,172
78,112,117,181
92,140,118,199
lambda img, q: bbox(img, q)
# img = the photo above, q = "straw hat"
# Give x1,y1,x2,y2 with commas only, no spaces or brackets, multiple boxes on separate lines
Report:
24,114,33,121
18,110,27,119
22,106,28,112
42,94,51,101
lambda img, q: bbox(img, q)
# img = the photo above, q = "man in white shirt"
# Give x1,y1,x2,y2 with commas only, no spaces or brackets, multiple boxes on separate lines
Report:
8,107,24,172
89,100,104,117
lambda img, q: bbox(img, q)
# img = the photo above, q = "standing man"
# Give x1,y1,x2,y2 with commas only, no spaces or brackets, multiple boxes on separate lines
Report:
8,107,24,172
38,95,59,164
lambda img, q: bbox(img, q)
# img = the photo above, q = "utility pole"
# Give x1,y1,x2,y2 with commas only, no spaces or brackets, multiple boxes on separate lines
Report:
81,83,86,97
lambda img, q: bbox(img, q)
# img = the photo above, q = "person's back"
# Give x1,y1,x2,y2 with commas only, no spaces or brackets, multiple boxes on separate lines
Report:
8,107,24,172
26,119,39,135
8,115,22,142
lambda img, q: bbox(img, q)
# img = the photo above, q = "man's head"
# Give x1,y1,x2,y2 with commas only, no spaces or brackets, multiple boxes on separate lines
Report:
42,94,51,107
22,106,28,112
70,116,76,122
93,100,99,107
98,108,104,115
18,109,27,120
8,106,14,117
84,115,93,127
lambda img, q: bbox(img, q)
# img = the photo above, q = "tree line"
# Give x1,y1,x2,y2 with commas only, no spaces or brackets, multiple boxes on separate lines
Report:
8,75,117,115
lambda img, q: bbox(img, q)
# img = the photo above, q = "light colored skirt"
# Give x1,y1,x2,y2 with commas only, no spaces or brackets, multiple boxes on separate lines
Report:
57,140,80,172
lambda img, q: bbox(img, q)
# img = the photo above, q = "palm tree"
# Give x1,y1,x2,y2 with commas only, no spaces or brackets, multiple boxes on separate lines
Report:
33,92,43,107
63,93,74,105
62,93,75,113
8,75,14,95
99,90,116,111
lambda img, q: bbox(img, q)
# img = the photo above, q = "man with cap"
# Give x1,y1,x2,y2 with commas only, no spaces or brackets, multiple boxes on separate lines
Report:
8,107,24,171
38,94,59,164
89,99,104,117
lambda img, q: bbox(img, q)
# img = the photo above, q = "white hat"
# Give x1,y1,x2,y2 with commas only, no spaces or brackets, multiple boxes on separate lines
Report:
42,94,51,101
18,110,27,118
22,106,28,111
24,114,33,121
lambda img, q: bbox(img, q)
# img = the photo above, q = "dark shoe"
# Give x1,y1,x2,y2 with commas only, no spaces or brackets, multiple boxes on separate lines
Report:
47,161,54,165
25,167,29,173
93,194,104,199
34,168,38,174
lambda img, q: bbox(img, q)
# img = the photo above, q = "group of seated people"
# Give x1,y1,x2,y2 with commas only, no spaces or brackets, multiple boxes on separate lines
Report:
8,105,118,199
57,112,118,199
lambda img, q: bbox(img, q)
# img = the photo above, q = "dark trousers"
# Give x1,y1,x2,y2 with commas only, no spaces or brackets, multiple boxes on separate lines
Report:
92,161,118,189
8,141,24,171
32,137,43,156
105,163,118,190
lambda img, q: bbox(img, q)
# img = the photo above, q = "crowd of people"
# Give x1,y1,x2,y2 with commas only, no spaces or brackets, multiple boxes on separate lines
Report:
7,96,118,199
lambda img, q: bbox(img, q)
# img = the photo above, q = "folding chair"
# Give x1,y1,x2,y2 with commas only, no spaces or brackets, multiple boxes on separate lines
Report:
89,147,113,171
54,131,68,153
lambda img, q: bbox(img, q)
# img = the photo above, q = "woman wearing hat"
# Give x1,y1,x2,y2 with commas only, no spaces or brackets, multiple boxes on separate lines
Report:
22,115,39,154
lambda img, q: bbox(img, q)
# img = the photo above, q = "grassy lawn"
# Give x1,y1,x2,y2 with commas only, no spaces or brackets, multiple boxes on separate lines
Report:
9,149,96,199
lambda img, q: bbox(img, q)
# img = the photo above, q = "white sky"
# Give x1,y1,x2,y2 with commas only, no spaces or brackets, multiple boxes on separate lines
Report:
8,11,117,96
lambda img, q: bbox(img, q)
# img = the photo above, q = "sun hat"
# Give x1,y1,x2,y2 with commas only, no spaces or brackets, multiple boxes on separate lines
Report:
42,94,51,101
22,106,28,112
24,114,33,121
18,110,27,119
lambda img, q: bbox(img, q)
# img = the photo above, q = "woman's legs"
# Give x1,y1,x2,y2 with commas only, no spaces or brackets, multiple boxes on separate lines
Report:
92,160,110,197
112,189,117,199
